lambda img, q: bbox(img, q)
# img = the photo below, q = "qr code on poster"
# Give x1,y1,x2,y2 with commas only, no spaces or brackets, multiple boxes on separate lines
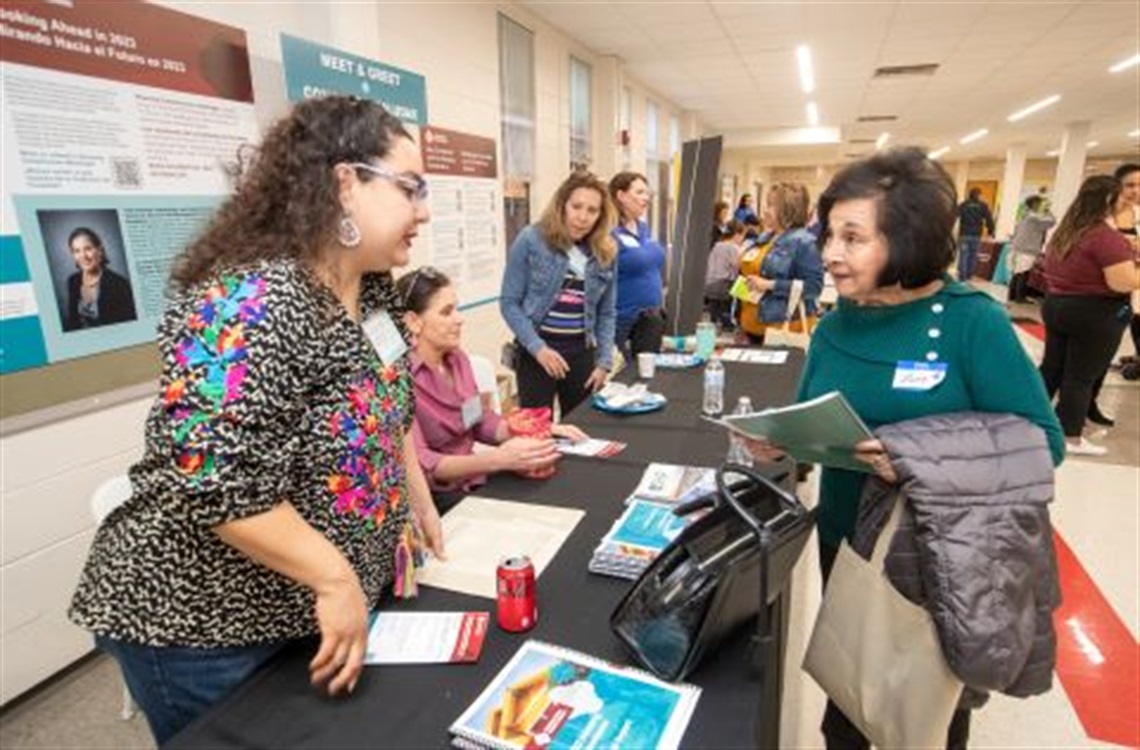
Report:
110,157,142,189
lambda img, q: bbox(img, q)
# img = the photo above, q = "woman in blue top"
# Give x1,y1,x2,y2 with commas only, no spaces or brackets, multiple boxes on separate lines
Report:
739,182,825,344
609,171,667,361
734,193,757,224
501,171,617,415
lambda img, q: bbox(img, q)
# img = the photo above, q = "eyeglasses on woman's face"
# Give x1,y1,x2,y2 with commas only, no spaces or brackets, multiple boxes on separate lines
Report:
349,162,430,203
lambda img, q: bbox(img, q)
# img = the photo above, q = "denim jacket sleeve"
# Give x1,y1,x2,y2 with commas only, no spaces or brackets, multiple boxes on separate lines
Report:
499,227,545,356
773,232,824,309
594,265,617,370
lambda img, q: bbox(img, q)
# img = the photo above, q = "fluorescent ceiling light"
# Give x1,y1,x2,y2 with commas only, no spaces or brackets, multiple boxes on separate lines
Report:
1087,141,1099,148
1046,149,1061,157
959,128,989,145
1109,53,1140,73
1007,94,1061,122
928,146,950,160
797,45,815,94
806,101,819,127
1129,129,1140,137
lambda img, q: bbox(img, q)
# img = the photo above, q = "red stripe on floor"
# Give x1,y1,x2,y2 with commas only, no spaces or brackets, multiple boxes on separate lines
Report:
1052,531,1140,748
1016,320,1047,342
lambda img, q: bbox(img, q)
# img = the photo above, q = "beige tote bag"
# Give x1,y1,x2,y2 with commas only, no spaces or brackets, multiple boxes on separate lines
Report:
803,495,963,749
764,279,814,350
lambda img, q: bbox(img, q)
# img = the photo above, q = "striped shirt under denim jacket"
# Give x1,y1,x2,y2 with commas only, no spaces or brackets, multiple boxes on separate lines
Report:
500,224,617,370
755,227,825,324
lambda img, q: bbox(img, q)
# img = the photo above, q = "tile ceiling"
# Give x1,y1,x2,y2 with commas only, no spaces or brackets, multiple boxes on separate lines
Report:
517,0,1140,165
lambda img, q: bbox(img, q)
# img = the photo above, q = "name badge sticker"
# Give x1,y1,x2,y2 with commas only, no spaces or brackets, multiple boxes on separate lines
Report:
361,311,409,366
618,233,640,248
461,395,483,430
892,360,948,391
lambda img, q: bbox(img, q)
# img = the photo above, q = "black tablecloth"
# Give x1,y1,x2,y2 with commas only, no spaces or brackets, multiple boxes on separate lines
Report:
168,350,806,750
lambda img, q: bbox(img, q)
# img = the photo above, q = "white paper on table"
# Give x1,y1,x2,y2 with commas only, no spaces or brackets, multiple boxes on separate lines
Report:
416,497,585,599
556,438,626,457
718,348,789,365
364,611,489,664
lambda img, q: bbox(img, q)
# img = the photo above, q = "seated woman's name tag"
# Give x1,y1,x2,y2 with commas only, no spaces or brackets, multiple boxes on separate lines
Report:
461,395,483,430
892,361,948,391
362,311,409,365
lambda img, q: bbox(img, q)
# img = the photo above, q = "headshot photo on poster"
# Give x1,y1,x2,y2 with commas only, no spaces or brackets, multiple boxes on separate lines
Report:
36,209,139,333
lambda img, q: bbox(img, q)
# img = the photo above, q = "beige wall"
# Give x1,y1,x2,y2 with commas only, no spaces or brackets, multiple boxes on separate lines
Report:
0,0,700,704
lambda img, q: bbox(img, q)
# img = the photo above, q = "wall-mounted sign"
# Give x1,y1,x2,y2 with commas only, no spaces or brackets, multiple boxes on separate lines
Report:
422,126,497,179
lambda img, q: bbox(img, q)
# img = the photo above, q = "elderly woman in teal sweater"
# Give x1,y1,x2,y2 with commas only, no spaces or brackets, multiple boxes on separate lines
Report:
747,148,1064,750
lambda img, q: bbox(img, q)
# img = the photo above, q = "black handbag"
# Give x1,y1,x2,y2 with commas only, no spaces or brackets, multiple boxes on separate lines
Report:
610,463,816,682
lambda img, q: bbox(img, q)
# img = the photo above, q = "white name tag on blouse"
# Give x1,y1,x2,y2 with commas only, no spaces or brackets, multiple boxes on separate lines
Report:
362,311,408,365
618,233,640,248
461,395,483,430
892,361,948,391
567,246,588,277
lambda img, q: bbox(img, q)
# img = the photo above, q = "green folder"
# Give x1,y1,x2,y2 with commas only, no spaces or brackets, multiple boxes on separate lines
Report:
729,275,762,304
711,391,875,473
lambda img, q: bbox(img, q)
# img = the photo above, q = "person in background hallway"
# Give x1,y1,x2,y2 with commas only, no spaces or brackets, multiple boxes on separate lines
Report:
63,227,138,331
711,200,730,247
1085,162,1140,426
1008,195,1055,303
734,192,757,224
609,171,666,362
742,213,762,247
735,182,824,344
705,219,745,331
68,96,445,745
400,266,586,508
744,148,1064,750
956,187,995,281
500,171,617,415
1039,175,1139,455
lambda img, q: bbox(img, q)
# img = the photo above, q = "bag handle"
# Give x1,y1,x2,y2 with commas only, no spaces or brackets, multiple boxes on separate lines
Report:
870,492,907,570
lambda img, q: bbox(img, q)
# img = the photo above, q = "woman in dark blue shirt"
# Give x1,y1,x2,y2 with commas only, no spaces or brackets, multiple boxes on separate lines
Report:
609,171,666,362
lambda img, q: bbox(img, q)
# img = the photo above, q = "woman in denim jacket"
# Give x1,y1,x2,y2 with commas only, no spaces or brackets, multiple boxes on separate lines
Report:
740,182,825,343
500,171,617,414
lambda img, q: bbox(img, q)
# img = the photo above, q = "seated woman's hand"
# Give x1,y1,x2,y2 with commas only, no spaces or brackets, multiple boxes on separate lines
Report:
551,423,589,442
742,436,787,463
853,438,898,484
493,436,560,473
310,571,368,697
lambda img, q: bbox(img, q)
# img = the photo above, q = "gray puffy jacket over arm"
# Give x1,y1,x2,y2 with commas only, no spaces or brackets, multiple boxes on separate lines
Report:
851,412,1060,700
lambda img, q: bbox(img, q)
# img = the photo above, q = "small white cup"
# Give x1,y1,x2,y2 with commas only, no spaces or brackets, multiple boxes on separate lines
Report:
637,352,657,379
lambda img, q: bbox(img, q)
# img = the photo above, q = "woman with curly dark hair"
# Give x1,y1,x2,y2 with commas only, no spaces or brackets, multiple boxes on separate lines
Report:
69,96,444,744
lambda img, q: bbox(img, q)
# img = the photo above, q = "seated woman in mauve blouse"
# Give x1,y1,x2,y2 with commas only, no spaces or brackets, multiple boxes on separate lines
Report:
397,267,587,496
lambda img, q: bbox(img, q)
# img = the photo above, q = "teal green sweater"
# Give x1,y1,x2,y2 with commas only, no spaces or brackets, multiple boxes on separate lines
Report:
797,278,1065,547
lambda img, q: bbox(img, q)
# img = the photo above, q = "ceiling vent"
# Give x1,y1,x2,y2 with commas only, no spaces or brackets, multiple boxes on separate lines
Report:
856,115,898,123
873,63,939,78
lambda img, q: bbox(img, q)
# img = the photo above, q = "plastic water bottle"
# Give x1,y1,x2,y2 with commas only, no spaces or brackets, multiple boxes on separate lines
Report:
702,359,725,416
726,396,755,467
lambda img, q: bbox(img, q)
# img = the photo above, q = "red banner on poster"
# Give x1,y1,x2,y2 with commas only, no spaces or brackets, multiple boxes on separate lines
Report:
422,126,498,179
0,0,253,103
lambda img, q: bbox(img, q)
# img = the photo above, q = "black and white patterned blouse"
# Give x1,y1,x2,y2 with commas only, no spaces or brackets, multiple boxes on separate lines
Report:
70,260,417,647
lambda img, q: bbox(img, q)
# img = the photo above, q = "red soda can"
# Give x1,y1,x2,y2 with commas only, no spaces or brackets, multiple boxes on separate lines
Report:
496,555,537,632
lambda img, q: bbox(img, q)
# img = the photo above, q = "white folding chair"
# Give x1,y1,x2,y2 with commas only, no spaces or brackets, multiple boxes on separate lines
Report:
89,475,137,721
468,353,502,414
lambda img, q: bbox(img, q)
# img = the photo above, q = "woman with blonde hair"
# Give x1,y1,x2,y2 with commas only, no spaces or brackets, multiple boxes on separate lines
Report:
500,171,617,414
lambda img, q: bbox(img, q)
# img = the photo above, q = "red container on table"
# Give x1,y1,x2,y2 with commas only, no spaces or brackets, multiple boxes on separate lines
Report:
505,407,556,479
496,555,537,632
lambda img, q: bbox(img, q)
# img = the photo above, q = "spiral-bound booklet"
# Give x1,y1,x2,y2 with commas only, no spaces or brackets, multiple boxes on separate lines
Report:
449,640,700,750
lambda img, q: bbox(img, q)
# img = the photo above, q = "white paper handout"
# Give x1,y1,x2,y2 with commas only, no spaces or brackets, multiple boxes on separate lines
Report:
416,497,585,599
364,611,489,665
716,348,789,365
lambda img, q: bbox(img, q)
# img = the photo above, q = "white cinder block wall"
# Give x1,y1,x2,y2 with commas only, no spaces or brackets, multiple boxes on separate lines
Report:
0,0,704,704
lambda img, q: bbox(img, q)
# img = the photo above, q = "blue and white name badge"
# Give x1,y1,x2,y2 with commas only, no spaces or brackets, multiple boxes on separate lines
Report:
892,361,948,391
361,311,408,366
461,395,483,430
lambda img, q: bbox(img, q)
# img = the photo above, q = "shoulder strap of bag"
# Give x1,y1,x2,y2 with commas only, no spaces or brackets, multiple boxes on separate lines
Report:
870,492,907,569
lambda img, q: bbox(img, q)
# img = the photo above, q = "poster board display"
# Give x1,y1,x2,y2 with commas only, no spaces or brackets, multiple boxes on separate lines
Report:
0,0,258,415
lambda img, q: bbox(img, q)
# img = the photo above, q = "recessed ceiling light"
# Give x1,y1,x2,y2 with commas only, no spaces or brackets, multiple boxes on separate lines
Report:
1046,149,1061,157
928,146,951,160
1109,53,1140,73
806,101,819,127
1087,141,1099,148
1130,129,1140,138
1007,94,1062,122
796,45,815,94
876,132,890,150
959,128,989,145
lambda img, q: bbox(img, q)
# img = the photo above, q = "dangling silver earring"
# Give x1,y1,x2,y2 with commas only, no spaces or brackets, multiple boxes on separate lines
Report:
337,214,362,248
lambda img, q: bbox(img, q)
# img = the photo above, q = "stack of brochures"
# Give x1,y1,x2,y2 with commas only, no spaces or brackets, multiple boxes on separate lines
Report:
629,462,716,505
589,499,702,579
449,640,701,750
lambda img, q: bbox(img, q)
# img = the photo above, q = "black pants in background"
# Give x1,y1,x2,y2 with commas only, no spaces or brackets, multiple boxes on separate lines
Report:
818,542,972,750
515,345,595,416
1039,294,1131,437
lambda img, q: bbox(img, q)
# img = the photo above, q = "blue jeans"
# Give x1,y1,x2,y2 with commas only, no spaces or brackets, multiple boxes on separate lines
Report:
957,236,981,280
96,635,284,746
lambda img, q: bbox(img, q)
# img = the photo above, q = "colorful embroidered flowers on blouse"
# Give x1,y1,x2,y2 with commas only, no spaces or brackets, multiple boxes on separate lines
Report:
327,366,410,530
166,274,268,479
